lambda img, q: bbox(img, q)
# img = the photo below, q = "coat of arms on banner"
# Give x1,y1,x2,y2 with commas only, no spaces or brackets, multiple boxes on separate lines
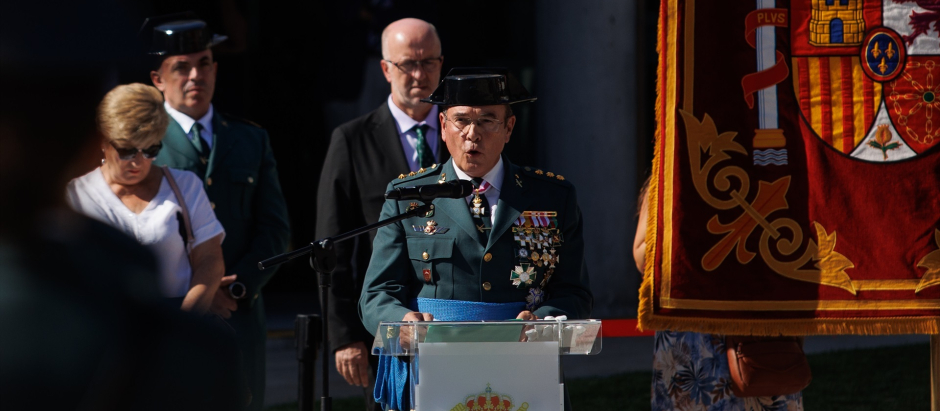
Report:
639,0,940,335
449,384,529,411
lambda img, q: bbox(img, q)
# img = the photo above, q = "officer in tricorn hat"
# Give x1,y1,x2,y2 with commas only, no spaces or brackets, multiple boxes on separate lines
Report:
359,68,592,410
143,13,291,411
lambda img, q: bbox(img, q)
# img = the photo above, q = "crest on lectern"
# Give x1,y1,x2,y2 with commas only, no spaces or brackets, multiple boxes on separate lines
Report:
449,384,529,411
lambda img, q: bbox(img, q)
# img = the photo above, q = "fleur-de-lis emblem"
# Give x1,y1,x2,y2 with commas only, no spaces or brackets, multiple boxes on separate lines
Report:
868,124,901,160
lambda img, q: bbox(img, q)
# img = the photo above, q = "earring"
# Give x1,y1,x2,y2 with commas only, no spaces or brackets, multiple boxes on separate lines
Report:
101,158,106,165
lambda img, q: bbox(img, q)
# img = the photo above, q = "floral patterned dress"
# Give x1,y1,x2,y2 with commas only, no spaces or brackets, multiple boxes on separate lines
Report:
652,331,803,411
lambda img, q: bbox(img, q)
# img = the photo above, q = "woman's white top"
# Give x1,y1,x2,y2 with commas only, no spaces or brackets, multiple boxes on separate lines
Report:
66,167,225,298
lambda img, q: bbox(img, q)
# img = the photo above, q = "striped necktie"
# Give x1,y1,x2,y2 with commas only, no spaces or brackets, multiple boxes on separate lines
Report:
470,178,492,243
413,124,434,169
191,123,211,159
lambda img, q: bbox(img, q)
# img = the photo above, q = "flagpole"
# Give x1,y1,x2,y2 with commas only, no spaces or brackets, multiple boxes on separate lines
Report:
752,0,787,163
932,334,939,411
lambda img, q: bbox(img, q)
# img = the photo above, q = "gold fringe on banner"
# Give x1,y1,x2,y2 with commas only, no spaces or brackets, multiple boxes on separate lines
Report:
640,315,940,336
636,0,669,333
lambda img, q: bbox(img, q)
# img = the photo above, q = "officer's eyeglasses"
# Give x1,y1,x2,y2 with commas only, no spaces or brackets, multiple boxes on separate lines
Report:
385,56,444,74
109,141,163,161
444,115,505,134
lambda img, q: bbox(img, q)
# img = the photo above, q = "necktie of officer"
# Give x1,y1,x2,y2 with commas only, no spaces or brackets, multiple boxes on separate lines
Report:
470,178,492,244
413,124,434,169
191,123,211,159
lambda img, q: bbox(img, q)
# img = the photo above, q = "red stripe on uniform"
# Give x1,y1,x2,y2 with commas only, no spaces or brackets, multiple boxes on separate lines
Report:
819,57,833,144
841,56,855,152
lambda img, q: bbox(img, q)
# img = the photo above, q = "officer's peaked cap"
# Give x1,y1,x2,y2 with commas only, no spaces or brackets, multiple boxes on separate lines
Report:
141,12,227,56
421,67,536,106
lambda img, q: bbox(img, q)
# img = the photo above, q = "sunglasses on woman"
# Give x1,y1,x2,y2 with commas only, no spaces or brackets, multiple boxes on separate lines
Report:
109,141,163,160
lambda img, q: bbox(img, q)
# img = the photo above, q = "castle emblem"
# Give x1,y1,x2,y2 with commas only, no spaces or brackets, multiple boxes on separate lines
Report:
808,0,865,46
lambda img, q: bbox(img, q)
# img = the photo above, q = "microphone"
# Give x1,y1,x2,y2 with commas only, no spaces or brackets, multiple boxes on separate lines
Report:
385,180,475,201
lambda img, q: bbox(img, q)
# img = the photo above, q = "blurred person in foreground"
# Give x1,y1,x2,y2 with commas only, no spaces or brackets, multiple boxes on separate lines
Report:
316,17,447,408
145,15,291,408
632,178,803,411
67,83,225,313
359,68,593,411
0,3,243,409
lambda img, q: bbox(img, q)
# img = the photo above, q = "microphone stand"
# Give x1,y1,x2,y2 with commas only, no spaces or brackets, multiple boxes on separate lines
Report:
258,202,435,411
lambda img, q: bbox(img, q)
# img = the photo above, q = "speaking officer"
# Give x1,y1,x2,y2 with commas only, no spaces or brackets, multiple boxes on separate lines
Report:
145,16,291,410
359,68,593,410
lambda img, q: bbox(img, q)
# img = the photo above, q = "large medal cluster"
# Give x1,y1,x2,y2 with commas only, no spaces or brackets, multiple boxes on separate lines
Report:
510,211,562,311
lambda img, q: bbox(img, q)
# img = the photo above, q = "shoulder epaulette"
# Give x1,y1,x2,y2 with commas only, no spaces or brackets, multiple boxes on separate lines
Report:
521,166,567,183
220,112,263,129
394,163,442,182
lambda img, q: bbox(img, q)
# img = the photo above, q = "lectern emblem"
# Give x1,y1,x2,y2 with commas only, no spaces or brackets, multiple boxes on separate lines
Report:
449,384,529,411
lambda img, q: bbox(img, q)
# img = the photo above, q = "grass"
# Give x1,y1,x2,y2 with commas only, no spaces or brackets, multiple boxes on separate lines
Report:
267,343,931,411
801,343,930,410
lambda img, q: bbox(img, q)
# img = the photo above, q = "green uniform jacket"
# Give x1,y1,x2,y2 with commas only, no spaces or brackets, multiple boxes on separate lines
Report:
359,158,592,334
153,112,290,410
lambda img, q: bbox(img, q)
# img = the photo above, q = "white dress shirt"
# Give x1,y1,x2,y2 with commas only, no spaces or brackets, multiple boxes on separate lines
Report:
387,95,439,172
165,102,215,150
451,157,504,225
66,167,225,298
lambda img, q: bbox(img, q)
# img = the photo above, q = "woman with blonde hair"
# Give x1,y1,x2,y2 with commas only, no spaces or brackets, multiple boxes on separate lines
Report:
67,83,225,313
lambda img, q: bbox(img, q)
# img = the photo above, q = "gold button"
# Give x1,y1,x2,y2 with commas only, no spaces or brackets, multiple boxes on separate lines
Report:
210,202,216,210
206,177,213,186
482,282,492,291
483,253,493,262
247,176,254,183
422,251,430,260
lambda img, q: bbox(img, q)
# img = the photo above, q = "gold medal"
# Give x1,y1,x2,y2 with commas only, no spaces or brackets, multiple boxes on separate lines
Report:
471,194,485,218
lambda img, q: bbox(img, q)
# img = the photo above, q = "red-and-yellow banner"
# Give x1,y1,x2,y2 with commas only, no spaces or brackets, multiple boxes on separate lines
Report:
639,0,940,335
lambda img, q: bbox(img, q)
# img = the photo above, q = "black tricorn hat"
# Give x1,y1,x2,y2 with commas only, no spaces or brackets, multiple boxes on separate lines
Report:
421,67,537,106
140,12,227,56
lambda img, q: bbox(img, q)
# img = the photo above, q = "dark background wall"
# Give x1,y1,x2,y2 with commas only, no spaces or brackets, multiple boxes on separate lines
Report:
116,0,659,319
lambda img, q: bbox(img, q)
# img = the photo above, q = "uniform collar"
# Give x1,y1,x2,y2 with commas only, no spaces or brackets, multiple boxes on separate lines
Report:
451,156,504,194
164,102,214,137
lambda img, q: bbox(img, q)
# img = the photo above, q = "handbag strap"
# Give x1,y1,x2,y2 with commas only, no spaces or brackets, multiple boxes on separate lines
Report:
161,166,195,256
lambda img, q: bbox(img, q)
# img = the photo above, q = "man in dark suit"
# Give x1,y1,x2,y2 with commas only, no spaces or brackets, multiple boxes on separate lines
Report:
146,16,291,411
315,18,446,408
